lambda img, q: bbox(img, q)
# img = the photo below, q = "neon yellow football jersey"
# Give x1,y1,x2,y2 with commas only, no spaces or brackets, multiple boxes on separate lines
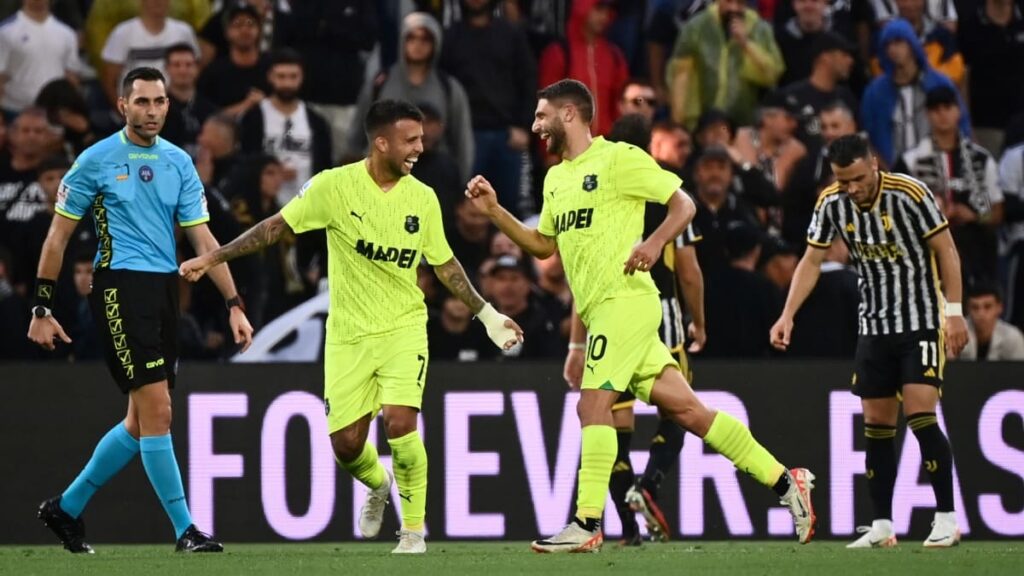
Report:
537,137,682,323
280,160,454,343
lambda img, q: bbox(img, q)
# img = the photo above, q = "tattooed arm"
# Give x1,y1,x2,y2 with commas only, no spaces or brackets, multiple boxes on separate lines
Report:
432,256,485,313
432,256,524,349
179,213,291,282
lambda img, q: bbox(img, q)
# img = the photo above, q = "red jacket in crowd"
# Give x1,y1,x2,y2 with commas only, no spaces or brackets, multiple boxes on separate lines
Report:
537,0,629,136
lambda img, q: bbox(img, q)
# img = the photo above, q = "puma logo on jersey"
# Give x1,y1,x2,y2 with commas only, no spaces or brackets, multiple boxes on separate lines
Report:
355,239,418,269
554,207,594,234
350,211,364,222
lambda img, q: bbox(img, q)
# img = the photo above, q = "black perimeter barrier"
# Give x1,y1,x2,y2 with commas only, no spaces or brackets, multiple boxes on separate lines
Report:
1,361,1021,543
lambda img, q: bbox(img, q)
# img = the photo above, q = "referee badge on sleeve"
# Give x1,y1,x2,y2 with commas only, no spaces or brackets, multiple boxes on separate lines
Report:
56,181,69,209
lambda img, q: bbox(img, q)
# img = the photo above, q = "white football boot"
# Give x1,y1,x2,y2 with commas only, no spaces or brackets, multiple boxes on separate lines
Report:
358,469,392,539
531,518,603,553
392,529,426,554
847,519,898,548
780,468,817,544
923,512,961,548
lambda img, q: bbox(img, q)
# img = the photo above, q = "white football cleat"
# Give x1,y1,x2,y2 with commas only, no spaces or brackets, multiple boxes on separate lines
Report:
392,529,426,554
531,518,603,553
359,469,392,539
780,468,817,544
847,520,898,549
923,512,961,548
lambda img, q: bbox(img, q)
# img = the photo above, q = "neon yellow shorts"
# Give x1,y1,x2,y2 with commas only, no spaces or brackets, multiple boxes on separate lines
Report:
323,328,428,434
581,295,677,404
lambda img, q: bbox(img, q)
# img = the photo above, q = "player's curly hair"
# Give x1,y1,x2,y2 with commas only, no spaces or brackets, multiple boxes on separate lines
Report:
537,79,594,124
828,133,871,168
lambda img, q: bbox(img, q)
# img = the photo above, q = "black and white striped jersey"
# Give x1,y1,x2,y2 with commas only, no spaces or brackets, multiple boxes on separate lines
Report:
896,137,1002,218
646,200,703,349
869,0,957,23
807,172,949,336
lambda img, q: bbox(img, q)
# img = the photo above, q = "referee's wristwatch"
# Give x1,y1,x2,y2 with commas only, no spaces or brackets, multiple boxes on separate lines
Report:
32,305,52,318
225,295,245,312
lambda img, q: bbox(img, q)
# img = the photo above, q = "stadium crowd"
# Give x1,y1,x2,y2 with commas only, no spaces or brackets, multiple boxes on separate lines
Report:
2,0,1023,362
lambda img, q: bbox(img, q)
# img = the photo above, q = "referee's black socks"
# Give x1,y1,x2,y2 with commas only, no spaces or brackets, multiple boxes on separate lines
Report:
864,424,898,520
907,412,955,512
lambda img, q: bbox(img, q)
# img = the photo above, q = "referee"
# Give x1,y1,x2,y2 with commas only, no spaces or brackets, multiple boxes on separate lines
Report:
28,67,253,553
771,134,968,548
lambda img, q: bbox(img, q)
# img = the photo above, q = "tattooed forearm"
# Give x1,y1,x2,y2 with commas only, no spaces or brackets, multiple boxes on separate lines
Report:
433,257,486,313
211,213,289,265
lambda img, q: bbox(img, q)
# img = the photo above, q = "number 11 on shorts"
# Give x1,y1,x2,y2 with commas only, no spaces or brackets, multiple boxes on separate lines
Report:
919,340,938,367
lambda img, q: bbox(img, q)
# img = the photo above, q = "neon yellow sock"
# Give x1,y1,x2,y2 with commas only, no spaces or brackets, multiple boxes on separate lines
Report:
703,411,786,487
338,441,386,490
388,430,427,532
575,425,617,521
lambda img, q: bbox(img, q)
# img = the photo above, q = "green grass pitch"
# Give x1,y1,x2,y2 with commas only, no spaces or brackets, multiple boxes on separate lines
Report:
2,541,1021,576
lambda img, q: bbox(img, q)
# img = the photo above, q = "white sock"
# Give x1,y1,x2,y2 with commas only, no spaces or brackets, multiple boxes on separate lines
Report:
934,511,956,524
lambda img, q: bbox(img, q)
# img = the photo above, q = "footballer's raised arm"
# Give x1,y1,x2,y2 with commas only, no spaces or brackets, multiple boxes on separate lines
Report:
465,175,557,259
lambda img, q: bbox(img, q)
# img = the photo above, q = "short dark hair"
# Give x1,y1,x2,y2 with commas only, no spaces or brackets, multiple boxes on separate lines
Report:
820,101,855,119
621,77,654,98
828,133,871,168
651,120,686,135
607,113,651,149
969,281,1004,303
364,99,424,139
697,144,733,166
225,3,261,27
164,42,196,63
925,86,960,110
269,48,303,70
121,67,165,98
206,113,238,141
537,79,594,124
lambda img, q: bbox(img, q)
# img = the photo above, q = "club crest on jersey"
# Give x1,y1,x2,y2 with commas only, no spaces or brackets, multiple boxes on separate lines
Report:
881,212,892,231
139,165,154,182
405,215,420,234
582,174,598,192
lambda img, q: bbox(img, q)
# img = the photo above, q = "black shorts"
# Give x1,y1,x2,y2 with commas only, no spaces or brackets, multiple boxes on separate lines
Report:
852,328,944,399
89,269,179,393
613,346,691,411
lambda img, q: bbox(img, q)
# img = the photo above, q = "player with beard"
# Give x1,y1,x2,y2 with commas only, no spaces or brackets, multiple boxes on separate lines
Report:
180,99,523,554
239,48,331,205
467,79,816,553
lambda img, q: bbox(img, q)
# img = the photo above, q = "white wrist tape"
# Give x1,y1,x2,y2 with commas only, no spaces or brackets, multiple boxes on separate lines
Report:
477,303,520,349
945,302,962,317
568,342,586,351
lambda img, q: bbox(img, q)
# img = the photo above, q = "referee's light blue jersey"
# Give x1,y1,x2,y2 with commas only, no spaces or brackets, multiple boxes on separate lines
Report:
55,129,209,273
